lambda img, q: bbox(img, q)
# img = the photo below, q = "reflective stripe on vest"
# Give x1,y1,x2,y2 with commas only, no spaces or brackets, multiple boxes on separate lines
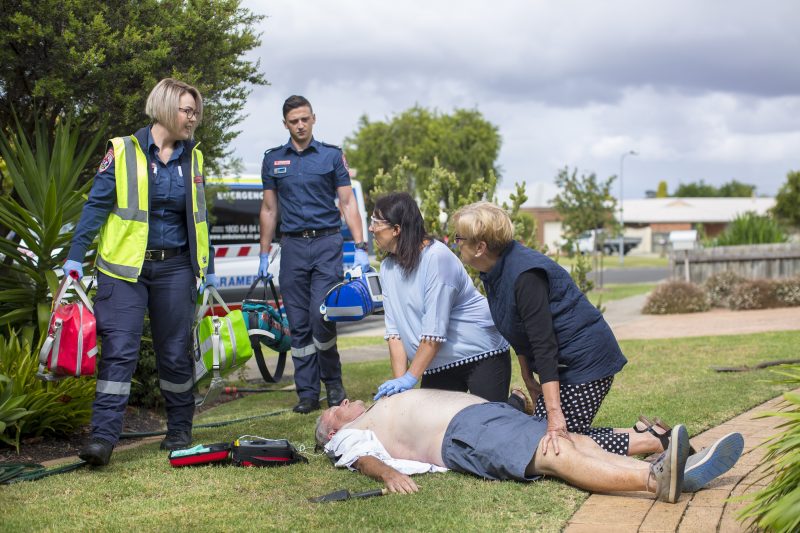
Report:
191,149,210,277
96,135,209,282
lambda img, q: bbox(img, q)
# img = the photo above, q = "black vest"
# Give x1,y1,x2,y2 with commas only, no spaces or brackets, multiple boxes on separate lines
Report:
480,241,626,384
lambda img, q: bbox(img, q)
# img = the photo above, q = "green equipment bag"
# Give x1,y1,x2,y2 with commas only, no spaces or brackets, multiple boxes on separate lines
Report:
240,275,290,383
192,286,253,406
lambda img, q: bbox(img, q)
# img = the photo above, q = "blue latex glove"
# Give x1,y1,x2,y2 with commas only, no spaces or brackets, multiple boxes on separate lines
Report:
258,252,270,278
200,273,219,293
353,248,370,271
63,259,83,280
374,371,418,400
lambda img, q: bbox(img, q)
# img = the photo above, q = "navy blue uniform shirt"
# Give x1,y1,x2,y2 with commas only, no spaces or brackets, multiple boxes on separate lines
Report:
69,127,190,261
260,138,351,233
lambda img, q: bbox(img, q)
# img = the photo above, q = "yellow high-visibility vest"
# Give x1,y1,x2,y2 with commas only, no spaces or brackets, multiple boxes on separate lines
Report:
95,135,209,282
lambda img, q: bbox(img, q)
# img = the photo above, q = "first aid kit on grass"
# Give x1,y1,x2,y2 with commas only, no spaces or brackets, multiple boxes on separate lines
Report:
37,273,97,381
168,436,307,468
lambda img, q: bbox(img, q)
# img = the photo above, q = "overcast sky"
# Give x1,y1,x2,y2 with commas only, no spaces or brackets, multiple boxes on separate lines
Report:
233,0,800,205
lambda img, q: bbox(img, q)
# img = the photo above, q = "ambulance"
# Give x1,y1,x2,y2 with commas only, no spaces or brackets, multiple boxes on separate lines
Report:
207,174,368,308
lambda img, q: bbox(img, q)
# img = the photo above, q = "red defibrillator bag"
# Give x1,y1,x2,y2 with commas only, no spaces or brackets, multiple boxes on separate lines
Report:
37,273,98,381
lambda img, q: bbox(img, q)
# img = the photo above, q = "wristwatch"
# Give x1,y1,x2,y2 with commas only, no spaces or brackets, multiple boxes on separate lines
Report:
354,241,368,251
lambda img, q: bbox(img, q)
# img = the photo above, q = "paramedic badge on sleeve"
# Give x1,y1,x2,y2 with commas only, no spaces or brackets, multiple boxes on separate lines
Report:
98,148,114,172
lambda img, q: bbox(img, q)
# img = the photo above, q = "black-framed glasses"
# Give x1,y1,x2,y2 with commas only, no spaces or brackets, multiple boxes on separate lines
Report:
178,107,198,119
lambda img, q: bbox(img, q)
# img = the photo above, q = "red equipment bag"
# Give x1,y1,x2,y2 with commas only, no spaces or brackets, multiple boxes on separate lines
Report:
168,442,232,468
37,273,98,381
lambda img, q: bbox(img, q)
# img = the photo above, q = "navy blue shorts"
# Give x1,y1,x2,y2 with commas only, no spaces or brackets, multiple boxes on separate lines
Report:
441,402,547,481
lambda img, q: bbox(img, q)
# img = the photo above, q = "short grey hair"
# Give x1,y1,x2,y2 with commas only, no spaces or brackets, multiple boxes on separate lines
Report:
145,78,203,133
315,414,332,448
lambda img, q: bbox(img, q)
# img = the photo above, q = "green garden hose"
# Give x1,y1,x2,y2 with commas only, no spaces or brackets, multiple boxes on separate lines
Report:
1,403,305,484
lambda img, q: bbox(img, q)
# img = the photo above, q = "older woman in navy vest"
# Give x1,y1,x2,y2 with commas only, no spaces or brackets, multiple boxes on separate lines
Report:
451,202,670,456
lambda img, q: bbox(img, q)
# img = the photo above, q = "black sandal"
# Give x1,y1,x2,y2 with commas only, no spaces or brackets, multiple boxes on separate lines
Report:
634,415,696,454
507,388,534,415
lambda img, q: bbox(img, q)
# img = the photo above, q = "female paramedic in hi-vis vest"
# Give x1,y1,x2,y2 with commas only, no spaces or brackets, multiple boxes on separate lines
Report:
450,201,673,458
62,78,216,466
370,192,512,403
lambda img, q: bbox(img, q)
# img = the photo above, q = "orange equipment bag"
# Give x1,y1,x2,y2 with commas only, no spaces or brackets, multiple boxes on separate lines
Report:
37,273,98,381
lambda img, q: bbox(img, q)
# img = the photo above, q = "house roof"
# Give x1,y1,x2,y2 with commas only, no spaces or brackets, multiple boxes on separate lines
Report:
622,197,775,223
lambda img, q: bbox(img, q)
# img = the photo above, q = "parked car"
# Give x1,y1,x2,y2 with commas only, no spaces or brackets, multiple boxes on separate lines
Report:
576,229,641,256
206,175,368,308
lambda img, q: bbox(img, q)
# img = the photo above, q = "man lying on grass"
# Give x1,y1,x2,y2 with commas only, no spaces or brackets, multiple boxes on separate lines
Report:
315,389,744,503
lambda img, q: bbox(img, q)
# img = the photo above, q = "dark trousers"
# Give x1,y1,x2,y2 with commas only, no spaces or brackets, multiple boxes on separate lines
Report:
279,233,344,400
421,350,512,402
91,252,196,444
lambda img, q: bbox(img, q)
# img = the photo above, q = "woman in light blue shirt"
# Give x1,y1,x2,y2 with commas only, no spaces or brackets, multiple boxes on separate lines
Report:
370,192,511,401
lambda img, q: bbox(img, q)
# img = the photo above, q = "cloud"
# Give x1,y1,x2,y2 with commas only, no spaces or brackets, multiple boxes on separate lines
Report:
232,0,800,202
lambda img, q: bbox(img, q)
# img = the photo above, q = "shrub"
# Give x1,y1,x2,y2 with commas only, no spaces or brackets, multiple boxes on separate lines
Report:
739,365,800,532
0,328,94,451
704,271,746,307
728,280,782,310
0,113,104,333
642,281,710,314
775,277,800,307
0,374,31,450
715,211,788,246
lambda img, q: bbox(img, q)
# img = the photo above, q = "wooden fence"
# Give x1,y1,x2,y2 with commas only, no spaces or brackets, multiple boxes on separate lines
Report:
669,243,800,284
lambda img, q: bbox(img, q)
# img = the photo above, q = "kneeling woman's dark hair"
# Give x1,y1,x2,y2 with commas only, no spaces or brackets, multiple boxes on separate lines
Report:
374,192,430,276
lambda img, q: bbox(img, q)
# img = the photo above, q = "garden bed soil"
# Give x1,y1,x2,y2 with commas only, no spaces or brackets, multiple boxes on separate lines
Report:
0,392,247,465
0,405,165,465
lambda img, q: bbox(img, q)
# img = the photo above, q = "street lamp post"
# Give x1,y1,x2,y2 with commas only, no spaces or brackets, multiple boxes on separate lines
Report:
618,150,638,266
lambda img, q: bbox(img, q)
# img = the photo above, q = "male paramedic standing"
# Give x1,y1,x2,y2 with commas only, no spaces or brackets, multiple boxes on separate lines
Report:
259,95,369,414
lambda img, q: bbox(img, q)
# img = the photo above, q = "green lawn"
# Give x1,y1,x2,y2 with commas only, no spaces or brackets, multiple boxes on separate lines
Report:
555,254,669,269
2,330,797,532
589,283,656,307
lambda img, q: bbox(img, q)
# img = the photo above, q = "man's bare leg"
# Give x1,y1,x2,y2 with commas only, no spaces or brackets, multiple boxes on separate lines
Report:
526,434,655,493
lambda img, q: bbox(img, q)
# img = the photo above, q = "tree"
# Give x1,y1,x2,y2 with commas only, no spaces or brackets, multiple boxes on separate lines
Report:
503,182,539,251
373,157,497,240
344,106,501,209
551,167,618,245
0,0,266,176
672,179,756,197
672,180,719,197
717,179,756,197
771,170,800,229
656,180,668,198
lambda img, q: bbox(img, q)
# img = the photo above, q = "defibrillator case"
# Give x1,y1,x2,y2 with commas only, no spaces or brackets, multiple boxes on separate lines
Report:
231,438,308,467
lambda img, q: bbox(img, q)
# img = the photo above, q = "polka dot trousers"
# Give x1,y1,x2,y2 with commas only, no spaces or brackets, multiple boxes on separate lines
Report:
533,376,630,455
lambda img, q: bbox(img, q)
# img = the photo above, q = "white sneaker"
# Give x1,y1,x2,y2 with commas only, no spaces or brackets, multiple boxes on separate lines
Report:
683,432,744,492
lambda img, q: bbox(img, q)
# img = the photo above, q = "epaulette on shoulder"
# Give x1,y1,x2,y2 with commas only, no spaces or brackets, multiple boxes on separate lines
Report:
264,145,283,157
319,141,342,151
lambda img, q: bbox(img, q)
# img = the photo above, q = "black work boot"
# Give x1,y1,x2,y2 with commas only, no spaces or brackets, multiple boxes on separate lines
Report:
79,438,114,466
326,382,346,407
292,397,321,414
160,429,192,451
